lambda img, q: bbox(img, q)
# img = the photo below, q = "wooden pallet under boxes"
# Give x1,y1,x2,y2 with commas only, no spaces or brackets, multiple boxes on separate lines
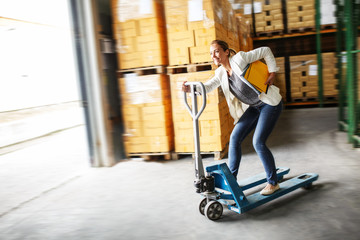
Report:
164,0,240,66
111,0,168,69
169,70,234,153
254,0,284,33
286,0,315,30
119,73,174,153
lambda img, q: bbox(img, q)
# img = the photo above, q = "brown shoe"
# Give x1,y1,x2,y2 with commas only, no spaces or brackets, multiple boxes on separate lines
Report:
260,183,280,196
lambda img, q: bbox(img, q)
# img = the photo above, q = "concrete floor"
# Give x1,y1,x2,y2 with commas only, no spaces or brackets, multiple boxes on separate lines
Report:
0,107,359,240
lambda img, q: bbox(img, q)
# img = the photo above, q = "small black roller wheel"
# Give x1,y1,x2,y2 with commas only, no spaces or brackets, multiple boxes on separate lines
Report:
302,183,313,190
204,201,223,221
198,198,208,215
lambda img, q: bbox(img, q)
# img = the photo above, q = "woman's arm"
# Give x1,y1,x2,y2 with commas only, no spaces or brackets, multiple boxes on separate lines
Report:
238,47,278,73
182,75,221,94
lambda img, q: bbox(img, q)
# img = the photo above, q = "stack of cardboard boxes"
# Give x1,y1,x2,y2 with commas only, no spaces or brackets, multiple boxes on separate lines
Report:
112,0,173,155
170,71,233,153
254,0,284,34
290,54,318,100
164,0,240,65
119,73,174,153
290,53,338,101
111,0,168,69
322,52,338,97
164,0,237,154
286,0,315,30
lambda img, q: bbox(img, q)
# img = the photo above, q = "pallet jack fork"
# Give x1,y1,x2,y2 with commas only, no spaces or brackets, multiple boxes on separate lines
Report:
183,82,319,221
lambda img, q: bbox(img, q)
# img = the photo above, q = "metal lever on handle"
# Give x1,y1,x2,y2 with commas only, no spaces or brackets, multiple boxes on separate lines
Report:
183,82,207,181
183,82,207,121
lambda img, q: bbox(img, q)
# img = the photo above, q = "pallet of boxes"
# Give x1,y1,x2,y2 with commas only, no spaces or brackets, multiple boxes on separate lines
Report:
289,53,338,102
286,0,315,33
253,0,284,37
164,0,239,160
112,0,174,160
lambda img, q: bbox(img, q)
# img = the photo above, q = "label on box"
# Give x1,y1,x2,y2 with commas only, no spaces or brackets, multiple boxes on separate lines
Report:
244,4,252,15
253,2,262,14
139,0,153,15
124,73,139,93
188,0,203,22
309,65,318,76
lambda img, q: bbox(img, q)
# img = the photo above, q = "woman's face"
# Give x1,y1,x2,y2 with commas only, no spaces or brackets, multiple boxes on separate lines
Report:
210,43,229,66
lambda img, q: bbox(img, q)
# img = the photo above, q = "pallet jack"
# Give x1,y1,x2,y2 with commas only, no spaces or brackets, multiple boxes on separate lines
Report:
183,82,319,221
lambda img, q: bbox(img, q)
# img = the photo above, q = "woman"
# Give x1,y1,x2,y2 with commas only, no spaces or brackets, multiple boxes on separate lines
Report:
182,40,283,195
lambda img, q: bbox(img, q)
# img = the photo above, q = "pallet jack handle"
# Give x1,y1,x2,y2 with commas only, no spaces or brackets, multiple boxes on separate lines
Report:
183,82,207,180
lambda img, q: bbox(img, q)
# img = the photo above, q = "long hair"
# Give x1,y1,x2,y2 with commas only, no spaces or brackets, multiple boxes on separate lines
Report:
211,40,236,57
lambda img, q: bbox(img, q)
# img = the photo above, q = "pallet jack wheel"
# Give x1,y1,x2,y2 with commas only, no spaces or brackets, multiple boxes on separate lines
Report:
198,198,208,215
204,201,223,221
302,183,313,190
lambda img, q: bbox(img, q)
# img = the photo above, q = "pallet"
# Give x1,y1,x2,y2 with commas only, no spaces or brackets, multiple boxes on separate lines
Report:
287,27,315,34
321,24,336,30
167,62,217,75
291,96,318,102
291,95,338,103
256,30,284,38
323,95,338,101
126,151,176,161
172,147,228,161
118,65,166,77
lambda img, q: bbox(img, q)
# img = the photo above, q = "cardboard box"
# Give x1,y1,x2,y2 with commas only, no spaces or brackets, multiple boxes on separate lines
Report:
148,136,173,152
190,46,212,63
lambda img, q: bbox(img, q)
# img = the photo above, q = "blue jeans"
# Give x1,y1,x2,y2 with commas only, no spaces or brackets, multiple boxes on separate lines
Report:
228,101,283,185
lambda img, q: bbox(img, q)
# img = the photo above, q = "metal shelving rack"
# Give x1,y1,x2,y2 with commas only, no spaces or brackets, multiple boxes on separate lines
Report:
335,0,360,147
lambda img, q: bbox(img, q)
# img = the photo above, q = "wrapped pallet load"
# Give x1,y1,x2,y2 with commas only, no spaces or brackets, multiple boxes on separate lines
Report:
119,74,174,155
111,0,168,69
111,0,173,157
164,0,240,65
164,0,237,159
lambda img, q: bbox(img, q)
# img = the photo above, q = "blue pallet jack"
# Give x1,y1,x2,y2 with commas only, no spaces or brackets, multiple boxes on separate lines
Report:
183,82,319,221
